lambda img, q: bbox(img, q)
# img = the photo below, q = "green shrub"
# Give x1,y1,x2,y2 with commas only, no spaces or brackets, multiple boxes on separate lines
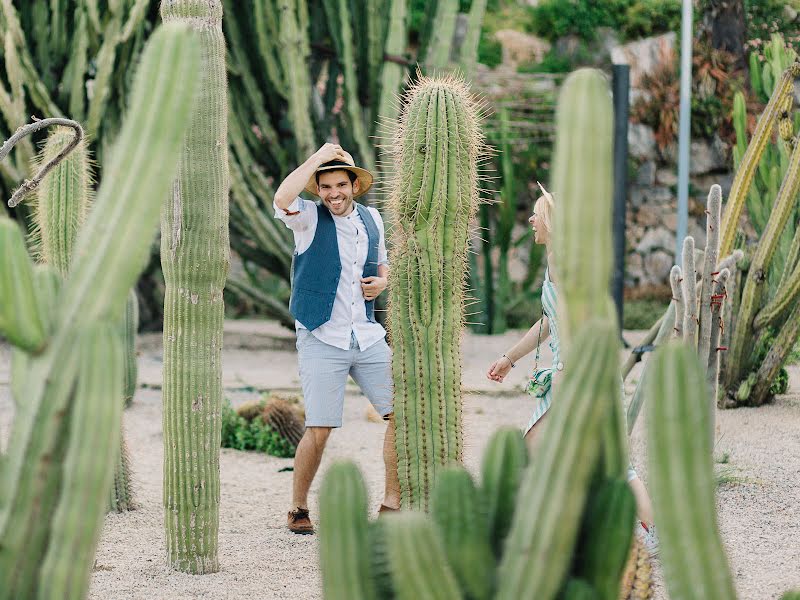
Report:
221,399,296,458
621,0,681,40
526,0,629,42
478,29,503,68
623,299,670,330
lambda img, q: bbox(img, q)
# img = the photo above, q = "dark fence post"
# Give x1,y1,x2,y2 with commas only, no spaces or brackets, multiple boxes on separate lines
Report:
612,64,630,341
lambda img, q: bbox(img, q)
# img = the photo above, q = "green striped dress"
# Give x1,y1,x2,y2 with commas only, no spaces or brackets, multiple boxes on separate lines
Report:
525,268,560,435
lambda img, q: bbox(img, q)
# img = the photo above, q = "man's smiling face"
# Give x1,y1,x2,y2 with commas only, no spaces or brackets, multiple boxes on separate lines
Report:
317,170,360,216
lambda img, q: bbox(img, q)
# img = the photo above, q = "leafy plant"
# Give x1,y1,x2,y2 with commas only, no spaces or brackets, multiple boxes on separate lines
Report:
221,399,296,458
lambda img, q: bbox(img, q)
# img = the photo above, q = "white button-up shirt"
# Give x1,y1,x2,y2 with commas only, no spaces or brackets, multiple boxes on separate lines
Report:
274,197,388,351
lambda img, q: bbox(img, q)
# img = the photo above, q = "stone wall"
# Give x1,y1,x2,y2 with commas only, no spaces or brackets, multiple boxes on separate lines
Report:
625,122,734,291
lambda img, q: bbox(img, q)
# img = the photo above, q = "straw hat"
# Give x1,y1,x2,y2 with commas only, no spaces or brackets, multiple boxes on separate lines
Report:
304,152,374,198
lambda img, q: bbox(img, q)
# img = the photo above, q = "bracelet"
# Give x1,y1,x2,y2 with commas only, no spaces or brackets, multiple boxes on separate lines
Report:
502,354,516,368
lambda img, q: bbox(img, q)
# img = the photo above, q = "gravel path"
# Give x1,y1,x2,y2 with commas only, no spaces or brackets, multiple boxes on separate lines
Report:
1,320,798,599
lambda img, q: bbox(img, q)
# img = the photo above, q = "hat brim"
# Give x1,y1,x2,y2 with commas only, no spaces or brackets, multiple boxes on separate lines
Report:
305,164,374,198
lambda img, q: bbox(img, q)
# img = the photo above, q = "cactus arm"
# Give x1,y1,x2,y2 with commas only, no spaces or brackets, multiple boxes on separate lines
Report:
698,186,722,365
252,0,286,93
647,343,737,600
552,69,617,347
86,16,123,137
496,322,619,600
319,462,377,600
0,118,83,208
431,467,494,600
480,427,528,559
384,512,462,600
680,236,698,345
37,323,124,600
755,258,800,329
749,300,800,406
457,0,487,79
120,0,150,42
572,478,636,600
622,312,665,379
707,268,730,430
66,10,89,122
278,0,315,161
720,63,800,258
670,266,684,339
625,301,676,436
376,0,408,128
423,0,457,71
0,219,46,353
727,133,800,387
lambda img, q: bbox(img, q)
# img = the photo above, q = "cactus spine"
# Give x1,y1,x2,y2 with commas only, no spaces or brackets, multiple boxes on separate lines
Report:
160,0,230,574
0,23,201,599
646,343,737,599
386,75,484,509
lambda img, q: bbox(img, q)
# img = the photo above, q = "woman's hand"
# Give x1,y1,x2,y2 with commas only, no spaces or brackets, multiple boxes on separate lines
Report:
487,356,514,382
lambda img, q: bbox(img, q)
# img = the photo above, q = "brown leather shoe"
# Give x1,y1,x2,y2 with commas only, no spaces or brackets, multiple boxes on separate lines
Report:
378,503,399,514
288,507,314,534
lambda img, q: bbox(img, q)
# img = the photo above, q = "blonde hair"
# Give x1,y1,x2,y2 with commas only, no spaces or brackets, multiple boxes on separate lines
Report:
534,181,555,234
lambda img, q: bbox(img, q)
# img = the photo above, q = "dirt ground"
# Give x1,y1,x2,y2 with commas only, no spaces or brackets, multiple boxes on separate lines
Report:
1,319,799,599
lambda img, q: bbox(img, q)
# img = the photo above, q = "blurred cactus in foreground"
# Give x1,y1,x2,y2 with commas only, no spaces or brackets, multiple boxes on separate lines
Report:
0,23,201,599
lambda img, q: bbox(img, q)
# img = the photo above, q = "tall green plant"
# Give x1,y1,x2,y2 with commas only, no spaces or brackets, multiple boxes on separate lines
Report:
720,54,800,407
386,74,485,510
160,0,229,575
0,23,201,599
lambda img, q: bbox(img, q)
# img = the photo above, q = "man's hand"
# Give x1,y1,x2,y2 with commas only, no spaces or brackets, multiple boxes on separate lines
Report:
313,143,351,166
361,276,387,301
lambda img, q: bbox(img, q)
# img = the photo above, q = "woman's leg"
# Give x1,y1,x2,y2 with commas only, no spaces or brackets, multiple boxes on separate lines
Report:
629,475,655,525
523,413,548,452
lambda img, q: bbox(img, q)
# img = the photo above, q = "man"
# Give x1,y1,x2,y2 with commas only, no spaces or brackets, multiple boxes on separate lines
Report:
274,143,400,534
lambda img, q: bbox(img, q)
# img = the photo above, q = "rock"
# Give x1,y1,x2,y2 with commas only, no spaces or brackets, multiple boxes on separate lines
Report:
644,250,675,285
633,206,659,227
629,124,657,161
626,252,645,284
494,29,551,70
610,32,676,87
630,185,673,208
656,168,678,187
637,227,675,254
666,137,729,175
636,160,656,186
785,4,798,21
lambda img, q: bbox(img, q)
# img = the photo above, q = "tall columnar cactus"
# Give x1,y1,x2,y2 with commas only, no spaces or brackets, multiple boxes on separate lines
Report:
551,68,627,480
386,74,484,509
160,0,230,574
0,23,201,600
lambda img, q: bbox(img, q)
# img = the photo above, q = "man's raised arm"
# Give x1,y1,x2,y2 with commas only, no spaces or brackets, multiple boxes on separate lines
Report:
274,143,350,211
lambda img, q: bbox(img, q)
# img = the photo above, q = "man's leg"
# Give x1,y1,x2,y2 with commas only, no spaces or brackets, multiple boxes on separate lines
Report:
292,426,332,510
350,337,398,509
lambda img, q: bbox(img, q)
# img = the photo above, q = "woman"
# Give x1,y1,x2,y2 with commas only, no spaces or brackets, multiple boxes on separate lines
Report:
486,183,659,555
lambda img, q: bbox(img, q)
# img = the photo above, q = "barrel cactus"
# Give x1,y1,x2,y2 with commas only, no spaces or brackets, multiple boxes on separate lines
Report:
386,74,485,510
160,0,230,574
0,23,201,600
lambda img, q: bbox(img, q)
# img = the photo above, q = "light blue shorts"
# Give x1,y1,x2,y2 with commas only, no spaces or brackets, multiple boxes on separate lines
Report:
296,329,393,427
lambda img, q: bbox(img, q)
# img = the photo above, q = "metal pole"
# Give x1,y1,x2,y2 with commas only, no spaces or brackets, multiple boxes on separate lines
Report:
612,64,630,339
676,0,693,259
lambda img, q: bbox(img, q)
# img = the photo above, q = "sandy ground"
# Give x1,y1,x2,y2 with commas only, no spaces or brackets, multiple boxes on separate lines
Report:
1,318,799,599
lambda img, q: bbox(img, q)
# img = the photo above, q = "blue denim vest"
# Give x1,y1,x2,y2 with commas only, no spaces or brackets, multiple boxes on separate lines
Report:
290,202,379,331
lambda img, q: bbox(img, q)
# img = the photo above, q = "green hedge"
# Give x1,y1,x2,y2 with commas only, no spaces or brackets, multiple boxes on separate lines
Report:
221,399,296,458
